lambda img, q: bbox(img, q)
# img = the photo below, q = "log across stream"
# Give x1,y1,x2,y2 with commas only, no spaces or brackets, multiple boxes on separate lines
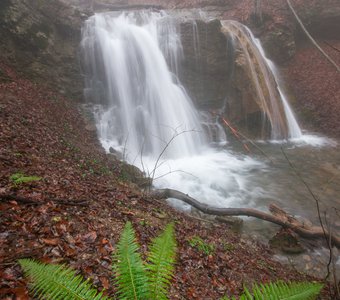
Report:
151,188,340,248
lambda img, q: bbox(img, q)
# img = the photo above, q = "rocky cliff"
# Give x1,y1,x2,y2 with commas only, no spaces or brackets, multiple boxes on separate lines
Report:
0,0,86,99
179,19,229,110
1,0,339,136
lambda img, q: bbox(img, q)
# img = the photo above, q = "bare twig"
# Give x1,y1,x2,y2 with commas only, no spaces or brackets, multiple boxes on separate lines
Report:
149,129,197,184
323,41,340,54
280,147,329,246
281,147,340,297
212,112,274,163
325,213,340,298
324,213,333,279
286,0,340,72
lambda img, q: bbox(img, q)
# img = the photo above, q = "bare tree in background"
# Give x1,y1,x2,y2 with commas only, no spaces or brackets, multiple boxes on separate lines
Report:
253,0,263,24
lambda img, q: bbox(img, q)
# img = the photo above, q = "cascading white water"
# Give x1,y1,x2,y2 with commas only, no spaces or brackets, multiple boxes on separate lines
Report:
247,30,303,139
244,22,303,139
222,20,303,139
81,12,207,161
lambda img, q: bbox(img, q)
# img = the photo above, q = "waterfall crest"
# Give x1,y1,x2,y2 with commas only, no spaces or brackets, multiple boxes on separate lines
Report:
81,12,207,161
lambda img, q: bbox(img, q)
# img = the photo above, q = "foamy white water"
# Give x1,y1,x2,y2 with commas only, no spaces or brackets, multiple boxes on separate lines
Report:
141,149,264,209
290,134,337,147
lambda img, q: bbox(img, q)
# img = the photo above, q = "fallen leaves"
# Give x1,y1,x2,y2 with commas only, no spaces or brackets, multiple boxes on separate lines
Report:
286,40,340,137
83,231,98,244
41,238,60,246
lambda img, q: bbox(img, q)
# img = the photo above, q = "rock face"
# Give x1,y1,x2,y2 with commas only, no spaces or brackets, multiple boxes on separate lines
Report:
261,25,296,64
179,19,229,110
222,21,288,139
60,0,162,11
0,0,86,99
179,18,289,139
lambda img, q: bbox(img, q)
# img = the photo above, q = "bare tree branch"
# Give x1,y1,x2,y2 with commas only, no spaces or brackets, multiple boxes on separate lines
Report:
287,0,340,72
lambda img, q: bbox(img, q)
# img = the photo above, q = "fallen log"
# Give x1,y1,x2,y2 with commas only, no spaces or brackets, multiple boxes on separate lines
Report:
151,188,340,248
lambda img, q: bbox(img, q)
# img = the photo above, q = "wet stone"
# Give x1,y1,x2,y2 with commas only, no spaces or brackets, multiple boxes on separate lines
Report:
269,228,305,254
302,255,311,262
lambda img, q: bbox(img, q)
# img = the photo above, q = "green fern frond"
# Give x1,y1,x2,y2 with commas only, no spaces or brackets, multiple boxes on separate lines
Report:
222,281,323,300
113,221,149,300
250,281,323,300
147,223,177,300
19,259,108,300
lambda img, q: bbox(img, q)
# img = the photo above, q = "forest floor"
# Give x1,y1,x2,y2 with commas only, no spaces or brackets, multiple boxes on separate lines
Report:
0,63,334,299
285,39,340,136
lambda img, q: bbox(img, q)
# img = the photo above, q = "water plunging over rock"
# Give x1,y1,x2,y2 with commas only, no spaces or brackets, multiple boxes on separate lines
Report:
81,11,208,160
81,11,303,158
81,10,266,210
221,20,302,140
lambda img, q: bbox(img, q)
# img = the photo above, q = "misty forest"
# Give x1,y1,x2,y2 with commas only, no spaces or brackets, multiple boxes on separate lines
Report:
0,0,339,299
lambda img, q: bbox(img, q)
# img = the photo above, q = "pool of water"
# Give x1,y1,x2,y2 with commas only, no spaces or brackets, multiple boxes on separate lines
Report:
237,135,340,278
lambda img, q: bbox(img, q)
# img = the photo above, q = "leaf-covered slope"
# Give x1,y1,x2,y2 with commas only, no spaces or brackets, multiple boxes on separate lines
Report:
0,64,330,299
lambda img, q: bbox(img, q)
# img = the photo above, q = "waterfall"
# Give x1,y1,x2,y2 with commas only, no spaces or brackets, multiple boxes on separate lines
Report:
221,20,302,139
81,11,207,161
80,11,264,209
78,10,333,220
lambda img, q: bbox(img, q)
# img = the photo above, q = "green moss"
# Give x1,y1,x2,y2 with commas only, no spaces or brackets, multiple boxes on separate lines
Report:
222,242,235,252
188,236,215,255
26,23,52,49
10,172,42,186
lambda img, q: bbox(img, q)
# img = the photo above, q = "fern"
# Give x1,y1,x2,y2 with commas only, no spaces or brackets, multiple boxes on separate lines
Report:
18,259,108,300
147,223,176,300
113,221,149,300
222,281,323,300
19,224,322,300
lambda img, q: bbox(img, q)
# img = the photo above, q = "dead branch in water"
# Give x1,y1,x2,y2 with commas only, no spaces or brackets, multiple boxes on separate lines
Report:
151,188,340,248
